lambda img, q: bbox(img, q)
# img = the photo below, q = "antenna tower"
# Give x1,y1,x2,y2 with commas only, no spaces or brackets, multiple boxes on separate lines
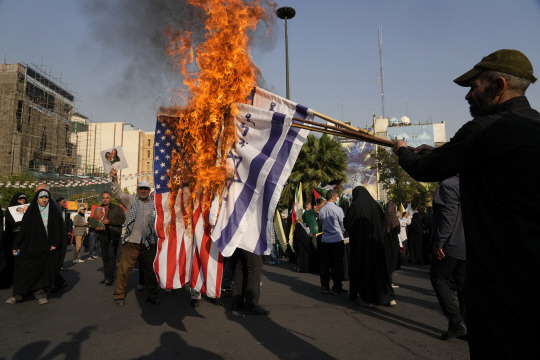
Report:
378,25,385,119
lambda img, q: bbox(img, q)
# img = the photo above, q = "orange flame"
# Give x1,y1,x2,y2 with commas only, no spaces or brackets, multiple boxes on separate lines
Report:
163,0,274,222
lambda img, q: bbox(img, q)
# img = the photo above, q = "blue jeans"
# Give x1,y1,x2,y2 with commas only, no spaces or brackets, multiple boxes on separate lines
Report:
88,231,100,257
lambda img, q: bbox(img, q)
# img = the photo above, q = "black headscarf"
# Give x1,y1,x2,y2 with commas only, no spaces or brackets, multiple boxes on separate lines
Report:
5,192,28,232
344,186,385,238
344,186,394,304
14,189,62,252
383,202,400,234
9,192,27,207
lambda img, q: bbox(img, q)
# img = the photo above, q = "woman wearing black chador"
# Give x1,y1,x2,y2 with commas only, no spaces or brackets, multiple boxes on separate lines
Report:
0,193,28,289
5,190,63,305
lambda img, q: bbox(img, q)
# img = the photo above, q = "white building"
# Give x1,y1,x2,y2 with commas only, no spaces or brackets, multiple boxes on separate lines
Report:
71,116,155,194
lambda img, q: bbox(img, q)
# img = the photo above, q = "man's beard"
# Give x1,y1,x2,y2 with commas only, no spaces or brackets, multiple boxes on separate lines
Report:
469,87,498,117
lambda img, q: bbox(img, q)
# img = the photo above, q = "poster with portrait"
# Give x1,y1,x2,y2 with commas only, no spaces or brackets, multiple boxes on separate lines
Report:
341,136,378,201
101,146,129,174
8,204,30,222
90,205,106,220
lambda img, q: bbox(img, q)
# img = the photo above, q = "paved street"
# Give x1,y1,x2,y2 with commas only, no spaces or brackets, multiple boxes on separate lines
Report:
0,247,469,360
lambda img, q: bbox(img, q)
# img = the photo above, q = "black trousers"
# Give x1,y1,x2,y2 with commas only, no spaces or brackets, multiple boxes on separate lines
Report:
99,230,120,282
430,254,465,326
320,241,345,290
231,248,262,307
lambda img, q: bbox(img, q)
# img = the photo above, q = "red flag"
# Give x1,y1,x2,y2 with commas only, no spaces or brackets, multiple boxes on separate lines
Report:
313,187,322,201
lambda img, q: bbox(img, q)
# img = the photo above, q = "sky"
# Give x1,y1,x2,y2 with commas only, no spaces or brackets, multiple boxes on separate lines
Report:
2,0,540,139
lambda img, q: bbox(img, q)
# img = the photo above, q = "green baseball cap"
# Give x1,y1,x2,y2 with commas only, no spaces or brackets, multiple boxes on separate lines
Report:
454,49,537,87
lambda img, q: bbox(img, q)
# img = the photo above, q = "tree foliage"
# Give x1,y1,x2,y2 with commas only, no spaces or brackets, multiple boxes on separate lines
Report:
279,134,348,209
70,191,102,206
0,173,38,209
374,147,437,209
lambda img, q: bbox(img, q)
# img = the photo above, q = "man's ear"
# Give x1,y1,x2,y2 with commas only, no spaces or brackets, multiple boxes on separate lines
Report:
495,77,507,93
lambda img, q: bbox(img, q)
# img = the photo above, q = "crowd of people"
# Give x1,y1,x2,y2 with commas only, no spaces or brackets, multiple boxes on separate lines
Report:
0,48,538,358
295,188,437,309
0,168,270,316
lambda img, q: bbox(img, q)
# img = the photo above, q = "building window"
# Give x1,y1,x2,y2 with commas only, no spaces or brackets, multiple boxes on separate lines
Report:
16,100,23,132
146,161,150,171
147,150,151,158
148,138,151,146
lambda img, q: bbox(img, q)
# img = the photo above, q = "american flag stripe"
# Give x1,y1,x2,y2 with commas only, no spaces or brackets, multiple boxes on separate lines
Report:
191,194,223,298
153,116,223,296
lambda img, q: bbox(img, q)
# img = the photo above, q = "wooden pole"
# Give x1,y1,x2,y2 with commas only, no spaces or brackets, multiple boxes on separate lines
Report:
311,110,375,137
291,123,393,147
292,117,395,147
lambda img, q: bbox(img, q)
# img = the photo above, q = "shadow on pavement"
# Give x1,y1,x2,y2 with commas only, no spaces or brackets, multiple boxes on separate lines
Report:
131,331,224,360
263,266,443,339
12,326,96,360
225,308,338,360
136,284,200,332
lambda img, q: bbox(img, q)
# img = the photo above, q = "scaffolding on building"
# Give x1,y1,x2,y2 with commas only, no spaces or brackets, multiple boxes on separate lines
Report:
0,62,77,177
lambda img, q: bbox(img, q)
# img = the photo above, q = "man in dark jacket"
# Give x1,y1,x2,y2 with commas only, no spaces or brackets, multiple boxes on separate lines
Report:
430,176,466,340
98,190,125,286
49,196,71,293
393,50,540,359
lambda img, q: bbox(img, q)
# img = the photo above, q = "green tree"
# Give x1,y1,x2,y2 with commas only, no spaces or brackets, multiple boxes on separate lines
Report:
374,146,437,209
70,191,102,206
0,173,37,209
279,134,348,209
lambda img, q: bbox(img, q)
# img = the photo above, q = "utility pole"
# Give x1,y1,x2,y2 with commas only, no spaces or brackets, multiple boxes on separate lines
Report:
276,7,296,100
378,25,385,119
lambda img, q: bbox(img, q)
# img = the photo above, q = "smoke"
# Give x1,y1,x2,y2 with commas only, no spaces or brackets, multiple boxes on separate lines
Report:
81,0,277,116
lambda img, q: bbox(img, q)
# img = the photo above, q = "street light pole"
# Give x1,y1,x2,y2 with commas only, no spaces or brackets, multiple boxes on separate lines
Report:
276,6,296,100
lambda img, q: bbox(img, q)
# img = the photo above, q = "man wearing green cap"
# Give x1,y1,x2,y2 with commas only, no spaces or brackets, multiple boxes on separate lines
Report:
392,49,540,359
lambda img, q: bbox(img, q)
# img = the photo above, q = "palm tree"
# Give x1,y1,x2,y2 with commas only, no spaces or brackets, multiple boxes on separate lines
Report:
279,134,348,208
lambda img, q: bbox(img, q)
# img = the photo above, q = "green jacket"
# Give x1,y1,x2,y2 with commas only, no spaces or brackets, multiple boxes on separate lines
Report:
302,209,318,234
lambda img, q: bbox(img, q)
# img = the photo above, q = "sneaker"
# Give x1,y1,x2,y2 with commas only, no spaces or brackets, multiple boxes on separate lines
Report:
5,296,18,304
387,300,397,306
330,288,349,295
72,259,79,263
321,287,330,294
93,256,101,259
391,283,399,288
78,259,84,263
87,257,95,261
36,298,49,305
114,298,125,306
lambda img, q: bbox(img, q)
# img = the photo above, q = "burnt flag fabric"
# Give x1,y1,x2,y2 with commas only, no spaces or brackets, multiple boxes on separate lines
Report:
152,112,223,297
